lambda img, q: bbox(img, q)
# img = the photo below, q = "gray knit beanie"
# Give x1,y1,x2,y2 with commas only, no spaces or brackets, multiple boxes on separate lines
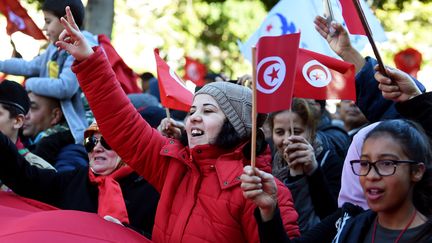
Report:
195,82,253,139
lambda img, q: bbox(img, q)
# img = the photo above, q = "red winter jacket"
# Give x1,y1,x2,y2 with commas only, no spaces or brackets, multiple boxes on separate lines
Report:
73,47,300,242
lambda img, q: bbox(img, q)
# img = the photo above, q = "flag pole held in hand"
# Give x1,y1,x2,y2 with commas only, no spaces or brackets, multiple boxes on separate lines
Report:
251,46,257,170
351,0,387,76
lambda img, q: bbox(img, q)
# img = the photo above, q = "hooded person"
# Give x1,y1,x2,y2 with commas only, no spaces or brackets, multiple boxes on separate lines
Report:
56,11,301,240
0,121,159,238
0,80,55,171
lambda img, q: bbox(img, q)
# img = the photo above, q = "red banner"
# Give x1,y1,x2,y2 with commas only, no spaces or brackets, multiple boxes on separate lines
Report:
339,0,366,35
293,48,356,101
255,33,300,113
0,0,46,40
184,57,207,87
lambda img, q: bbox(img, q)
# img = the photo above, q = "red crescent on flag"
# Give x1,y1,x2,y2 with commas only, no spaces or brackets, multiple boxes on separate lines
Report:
257,60,280,91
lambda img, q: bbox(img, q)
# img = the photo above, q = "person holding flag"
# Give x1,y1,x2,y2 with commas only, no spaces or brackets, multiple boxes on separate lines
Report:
269,98,343,233
55,6,300,242
313,15,426,123
313,16,428,210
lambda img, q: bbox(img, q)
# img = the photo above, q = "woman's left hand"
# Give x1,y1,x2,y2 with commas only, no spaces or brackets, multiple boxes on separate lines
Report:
240,166,278,221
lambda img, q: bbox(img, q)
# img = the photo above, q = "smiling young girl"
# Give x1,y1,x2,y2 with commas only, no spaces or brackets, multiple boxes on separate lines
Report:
269,98,342,232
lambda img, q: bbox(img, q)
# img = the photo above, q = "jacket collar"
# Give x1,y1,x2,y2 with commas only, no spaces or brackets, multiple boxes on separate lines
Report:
160,140,272,190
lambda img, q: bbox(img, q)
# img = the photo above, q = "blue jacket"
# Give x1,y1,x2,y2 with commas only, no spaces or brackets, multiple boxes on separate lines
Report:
0,31,98,144
355,57,426,122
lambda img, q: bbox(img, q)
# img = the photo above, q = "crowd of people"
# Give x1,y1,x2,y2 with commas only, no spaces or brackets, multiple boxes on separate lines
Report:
0,0,431,242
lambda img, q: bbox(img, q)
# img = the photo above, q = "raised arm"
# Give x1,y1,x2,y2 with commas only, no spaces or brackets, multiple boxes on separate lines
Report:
314,16,365,72
55,6,94,62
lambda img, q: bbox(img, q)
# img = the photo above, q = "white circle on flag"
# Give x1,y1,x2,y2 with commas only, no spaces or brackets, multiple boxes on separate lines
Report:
302,60,332,87
169,68,190,91
256,56,286,94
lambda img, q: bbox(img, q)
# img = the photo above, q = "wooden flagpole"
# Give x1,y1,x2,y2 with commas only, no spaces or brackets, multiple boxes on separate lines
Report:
165,107,171,121
352,0,388,76
251,46,257,170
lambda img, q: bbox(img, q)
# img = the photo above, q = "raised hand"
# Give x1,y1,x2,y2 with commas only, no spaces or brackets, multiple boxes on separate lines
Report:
283,135,318,176
314,16,365,72
240,166,277,222
374,65,422,102
56,6,94,61
157,117,184,139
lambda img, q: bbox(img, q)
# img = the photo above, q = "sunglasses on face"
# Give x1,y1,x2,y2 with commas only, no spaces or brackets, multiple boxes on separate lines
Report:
84,135,112,153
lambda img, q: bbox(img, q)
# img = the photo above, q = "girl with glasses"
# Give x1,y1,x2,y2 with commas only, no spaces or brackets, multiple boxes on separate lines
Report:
241,119,432,242
0,122,159,238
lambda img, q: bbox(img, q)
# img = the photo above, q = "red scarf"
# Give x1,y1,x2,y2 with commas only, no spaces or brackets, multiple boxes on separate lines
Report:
88,166,134,224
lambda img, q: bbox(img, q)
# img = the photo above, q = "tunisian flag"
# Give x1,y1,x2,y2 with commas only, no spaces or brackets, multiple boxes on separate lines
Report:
0,0,46,40
293,48,356,101
184,57,207,87
154,49,193,112
0,191,149,242
339,0,366,35
255,33,300,113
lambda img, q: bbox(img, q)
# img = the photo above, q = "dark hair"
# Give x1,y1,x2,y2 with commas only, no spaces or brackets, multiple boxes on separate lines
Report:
179,120,243,149
365,119,432,216
140,72,155,81
42,0,85,29
268,98,320,141
0,103,22,119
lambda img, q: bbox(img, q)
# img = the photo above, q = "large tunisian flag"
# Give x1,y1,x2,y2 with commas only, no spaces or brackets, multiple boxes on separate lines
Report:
255,33,300,113
0,191,150,242
0,0,46,40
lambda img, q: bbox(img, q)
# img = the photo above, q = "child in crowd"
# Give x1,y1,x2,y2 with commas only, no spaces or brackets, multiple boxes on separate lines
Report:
0,0,97,144
269,98,342,232
241,119,432,242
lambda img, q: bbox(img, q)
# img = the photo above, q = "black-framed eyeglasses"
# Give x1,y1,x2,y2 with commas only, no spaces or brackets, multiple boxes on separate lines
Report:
84,136,112,153
350,159,420,177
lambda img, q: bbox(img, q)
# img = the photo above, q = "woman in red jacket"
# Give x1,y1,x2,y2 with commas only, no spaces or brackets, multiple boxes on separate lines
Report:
55,7,300,243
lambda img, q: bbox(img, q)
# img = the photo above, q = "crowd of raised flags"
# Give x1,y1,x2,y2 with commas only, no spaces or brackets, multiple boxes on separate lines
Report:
0,0,390,240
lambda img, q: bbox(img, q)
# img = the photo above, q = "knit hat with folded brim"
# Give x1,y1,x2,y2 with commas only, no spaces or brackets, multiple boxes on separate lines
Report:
195,82,267,139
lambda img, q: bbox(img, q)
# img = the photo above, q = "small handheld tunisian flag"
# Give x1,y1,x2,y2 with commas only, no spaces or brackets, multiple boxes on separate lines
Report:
0,0,46,40
293,48,356,101
154,49,194,112
339,0,366,35
184,57,207,87
255,33,300,113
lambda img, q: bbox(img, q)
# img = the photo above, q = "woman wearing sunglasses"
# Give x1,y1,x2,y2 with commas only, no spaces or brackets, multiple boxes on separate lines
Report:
0,122,159,239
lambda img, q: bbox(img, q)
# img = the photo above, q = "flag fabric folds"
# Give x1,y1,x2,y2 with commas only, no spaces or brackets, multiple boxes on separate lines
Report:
0,192,149,243
294,48,356,101
0,0,46,40
255,33,300,113
98,34,142,94
238,0,386,61
154,49,194,112
184,57,207,87
339,0,366,35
